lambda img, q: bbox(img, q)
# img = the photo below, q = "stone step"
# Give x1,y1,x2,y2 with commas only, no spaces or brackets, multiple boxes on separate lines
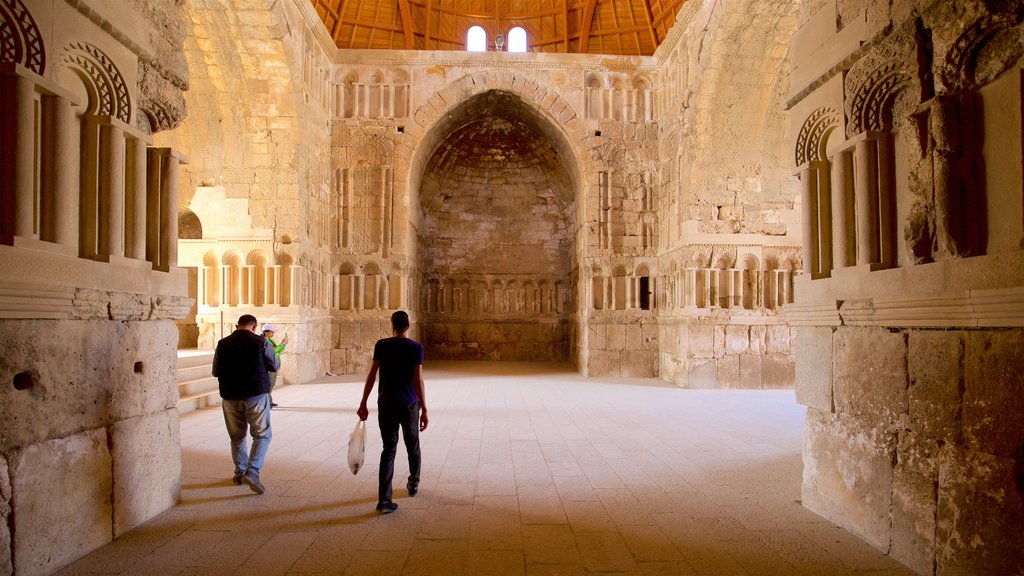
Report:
176,391,222,414
176,349,215,370
176,363,214,383
178,376,218,397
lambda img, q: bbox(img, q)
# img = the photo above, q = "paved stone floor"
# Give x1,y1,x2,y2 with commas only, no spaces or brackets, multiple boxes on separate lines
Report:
59,362,914,575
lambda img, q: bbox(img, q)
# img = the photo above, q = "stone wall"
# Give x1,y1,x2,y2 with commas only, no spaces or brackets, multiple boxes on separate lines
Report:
787,0,1024,572
651,0,803,387
1,0,191,573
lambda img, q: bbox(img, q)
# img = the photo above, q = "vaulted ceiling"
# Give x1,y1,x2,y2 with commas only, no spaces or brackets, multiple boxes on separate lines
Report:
309,0,689,56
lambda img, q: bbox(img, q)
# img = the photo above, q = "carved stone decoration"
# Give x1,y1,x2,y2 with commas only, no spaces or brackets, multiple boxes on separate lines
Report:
136,61,187,133
62,42,131,124
940,11,1024,94
845,43,918,137
0,0,45,74
795,107,839,165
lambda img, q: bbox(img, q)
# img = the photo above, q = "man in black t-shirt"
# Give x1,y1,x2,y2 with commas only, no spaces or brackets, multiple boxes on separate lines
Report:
357,310,429,514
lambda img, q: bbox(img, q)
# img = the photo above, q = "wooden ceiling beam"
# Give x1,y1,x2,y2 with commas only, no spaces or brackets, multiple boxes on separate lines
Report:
397,0,416,49
641,0,658,48
580,0,597,52
563,0,570,51
425,0,433,49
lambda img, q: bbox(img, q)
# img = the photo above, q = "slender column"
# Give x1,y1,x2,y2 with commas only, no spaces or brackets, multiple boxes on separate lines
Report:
876,134,897,268
854,138,880,265
244,265,255,304
830,150,855,268
197,267,208,306
813,161,833,276
162,154,180,269
41,94,80,248
799,166,818,275
97,123,126,258
269,265,281,305
125,137,147,259
220,265,230,305
12,75,36,239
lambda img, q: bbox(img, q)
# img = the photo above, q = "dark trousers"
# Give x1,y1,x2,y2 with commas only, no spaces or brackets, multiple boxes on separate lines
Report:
377,401,421,503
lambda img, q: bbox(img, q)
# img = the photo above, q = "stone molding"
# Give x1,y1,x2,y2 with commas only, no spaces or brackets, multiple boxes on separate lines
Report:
0,281,192,321
785,286,1024,328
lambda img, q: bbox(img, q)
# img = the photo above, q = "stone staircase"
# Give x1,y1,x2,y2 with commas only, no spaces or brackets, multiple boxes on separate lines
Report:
176,349,219,414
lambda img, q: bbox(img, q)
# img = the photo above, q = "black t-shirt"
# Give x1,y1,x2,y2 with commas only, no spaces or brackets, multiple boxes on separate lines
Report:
372,336,424,405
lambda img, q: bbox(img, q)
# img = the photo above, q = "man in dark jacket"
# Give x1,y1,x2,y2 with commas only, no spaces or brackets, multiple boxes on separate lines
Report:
212,314,279,494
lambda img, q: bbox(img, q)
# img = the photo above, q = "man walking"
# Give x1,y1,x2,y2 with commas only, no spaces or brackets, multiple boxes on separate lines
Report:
357,311,428,514
212,314,279,494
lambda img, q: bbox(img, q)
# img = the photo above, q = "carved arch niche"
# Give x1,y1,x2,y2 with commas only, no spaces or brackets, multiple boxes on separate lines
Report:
835,38,923,271
597,144,657,254
795,106,841,278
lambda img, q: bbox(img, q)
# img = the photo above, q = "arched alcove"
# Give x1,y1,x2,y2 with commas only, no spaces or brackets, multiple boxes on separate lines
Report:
414,89,579,361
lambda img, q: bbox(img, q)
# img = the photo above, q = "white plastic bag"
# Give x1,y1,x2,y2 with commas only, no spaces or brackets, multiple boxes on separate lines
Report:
348,420,366,474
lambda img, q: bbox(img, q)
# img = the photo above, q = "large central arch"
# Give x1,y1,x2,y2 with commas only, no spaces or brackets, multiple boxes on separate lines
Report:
400,73,587,361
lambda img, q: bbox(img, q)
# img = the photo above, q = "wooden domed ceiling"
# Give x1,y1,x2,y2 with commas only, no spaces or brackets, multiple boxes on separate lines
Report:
309,0,689,56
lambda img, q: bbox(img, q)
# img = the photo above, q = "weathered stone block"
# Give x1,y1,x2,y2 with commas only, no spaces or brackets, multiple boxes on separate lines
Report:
739,355,762,388
625,324,643,350
621,351,658,378
801,410,895,551
935,445,1024,575
111,409,181,536
907,331,962,443
765,324,791,354
713,325,726,358
750,325,767,354
0,320,178,453
13,430,113,576
725,325,749,355
963,330,1024,457
687,359,718,389
795,326,833,411
717,355,740,388
762,354,795,388
890,430,939,575
833,328,907,429
689,324,715,359
606,324,626,350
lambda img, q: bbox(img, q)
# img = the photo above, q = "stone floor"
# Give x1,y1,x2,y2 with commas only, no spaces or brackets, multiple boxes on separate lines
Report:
58,361,915,576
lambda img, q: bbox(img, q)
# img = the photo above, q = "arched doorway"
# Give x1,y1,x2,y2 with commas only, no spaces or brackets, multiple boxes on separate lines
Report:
414,90,579,361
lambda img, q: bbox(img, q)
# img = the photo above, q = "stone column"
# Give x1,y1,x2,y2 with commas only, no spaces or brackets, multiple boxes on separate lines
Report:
197,267,208,306
813,161,833,276
220,265,231,305
799,166,819,276
244,265,255,305
12,74,35,239
854,137,880,266
125,136,147,260
162,153,180,269
830,149,855,268
876,133,896,268
98,123,126,259
40,94,80,248
269,265,281,305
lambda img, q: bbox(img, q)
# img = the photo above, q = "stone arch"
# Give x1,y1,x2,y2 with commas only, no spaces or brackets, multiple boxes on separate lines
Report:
178,209,202,240
403,70,585,208
940,11,1024,94
795,107,840,166
60,42,131,123
845,44,919,136
0,0,45,74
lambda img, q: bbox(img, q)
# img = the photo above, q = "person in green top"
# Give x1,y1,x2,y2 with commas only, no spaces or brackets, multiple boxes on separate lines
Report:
261,324,288,408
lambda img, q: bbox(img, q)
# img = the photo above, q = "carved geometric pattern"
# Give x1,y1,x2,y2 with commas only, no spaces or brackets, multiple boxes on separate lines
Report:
941,11,1024,93
795,107,839,165
845,45,916,136
61,42,131,123
0,0,46,74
